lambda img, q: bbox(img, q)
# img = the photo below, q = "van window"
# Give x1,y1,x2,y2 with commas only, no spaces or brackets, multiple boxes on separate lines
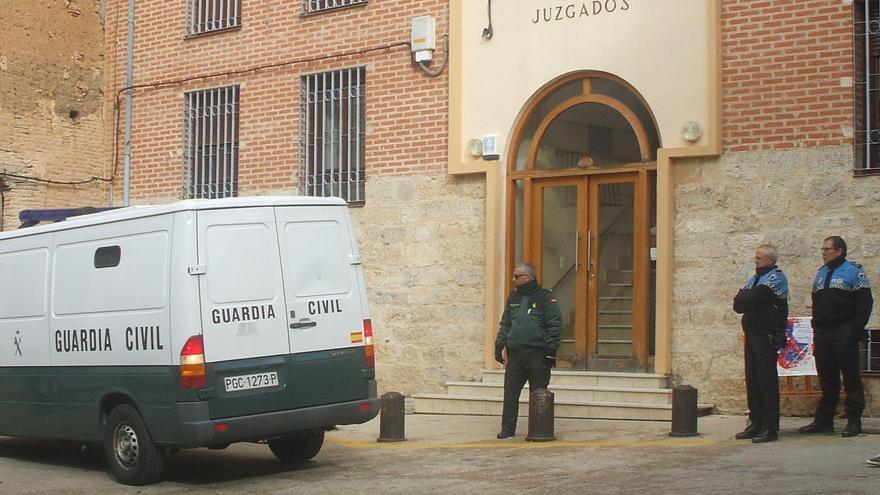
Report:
53,232,168,314
94,245,121,268
205,223,277,303
281,220,352,297
0,248,48,318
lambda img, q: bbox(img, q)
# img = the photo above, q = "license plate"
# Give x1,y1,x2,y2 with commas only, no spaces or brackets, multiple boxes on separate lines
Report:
224,371,279,392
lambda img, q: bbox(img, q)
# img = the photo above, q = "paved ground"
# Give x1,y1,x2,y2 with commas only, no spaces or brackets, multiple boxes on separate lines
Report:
0,414,878,494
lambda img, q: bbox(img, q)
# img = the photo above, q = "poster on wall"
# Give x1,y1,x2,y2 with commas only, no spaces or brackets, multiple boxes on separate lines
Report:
777,317,817,376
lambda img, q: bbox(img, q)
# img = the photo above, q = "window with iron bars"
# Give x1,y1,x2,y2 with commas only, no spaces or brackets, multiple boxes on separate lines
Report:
186,0,241,36
860,328,880,372
855,1,880,172
301,0,367,15
182,86,239,199
299,67,366,204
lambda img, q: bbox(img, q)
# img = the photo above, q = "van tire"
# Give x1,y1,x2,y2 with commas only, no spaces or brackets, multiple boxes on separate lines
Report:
104,404,166,485
268,430,325,463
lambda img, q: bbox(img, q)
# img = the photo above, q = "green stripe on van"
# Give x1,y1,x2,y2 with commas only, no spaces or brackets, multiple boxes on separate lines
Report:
206,347,374,420
0,365,186,443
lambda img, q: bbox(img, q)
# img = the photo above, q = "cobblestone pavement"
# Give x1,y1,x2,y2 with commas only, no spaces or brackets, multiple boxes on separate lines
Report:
0,415,877,494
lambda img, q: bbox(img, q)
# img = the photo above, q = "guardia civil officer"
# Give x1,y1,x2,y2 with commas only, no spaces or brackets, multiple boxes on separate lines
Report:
494,262,562,439
732,244,788,443
799,236,873,437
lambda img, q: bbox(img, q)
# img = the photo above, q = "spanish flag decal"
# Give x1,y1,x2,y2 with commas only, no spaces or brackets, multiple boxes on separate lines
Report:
351,332,364,343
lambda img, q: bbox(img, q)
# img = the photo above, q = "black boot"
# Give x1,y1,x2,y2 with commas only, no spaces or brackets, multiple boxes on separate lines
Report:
798,421,834,434
841,420,862,437
751,430,778,443
734,423,762,440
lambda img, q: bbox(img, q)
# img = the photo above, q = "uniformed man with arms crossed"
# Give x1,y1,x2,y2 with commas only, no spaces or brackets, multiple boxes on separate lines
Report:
799,236,873,437
733,244,788,444
494,263,562,439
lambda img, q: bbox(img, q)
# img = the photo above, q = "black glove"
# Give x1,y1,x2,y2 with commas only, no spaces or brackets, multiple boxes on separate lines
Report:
494,346,505,365
769,332,786,349
543,348,557,368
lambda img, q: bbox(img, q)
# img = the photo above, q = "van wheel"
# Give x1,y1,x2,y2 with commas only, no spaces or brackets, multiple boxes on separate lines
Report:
104,404,165,485
268,430,325,463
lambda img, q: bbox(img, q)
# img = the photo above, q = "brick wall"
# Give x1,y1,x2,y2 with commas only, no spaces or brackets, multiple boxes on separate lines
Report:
0,0,107,230
722,0,854,152
104,0,449,203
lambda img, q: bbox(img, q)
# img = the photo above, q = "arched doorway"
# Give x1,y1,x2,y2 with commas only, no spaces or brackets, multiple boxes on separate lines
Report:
506,72,660,372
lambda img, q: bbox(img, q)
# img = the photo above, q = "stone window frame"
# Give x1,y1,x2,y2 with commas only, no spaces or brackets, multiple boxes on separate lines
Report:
298,66,367,205
182,85,240,199
185,0,242,37
301,0,368,16
854,0,880,174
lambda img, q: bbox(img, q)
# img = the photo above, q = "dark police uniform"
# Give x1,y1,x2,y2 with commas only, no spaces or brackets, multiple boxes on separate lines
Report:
809,258,873,429
733,265,789,436
495,279,562,435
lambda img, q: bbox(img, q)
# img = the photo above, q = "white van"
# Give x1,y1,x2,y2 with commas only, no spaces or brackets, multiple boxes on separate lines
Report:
0,196,378,485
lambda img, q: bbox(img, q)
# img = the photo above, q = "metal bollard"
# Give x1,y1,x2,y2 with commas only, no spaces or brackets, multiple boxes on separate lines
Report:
669,385,699,437
526,388,557,442
377,391,407,442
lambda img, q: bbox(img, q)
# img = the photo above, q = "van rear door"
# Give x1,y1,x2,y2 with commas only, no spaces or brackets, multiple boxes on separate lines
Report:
275,205,370,408
275,205,365,353
196,207,289,362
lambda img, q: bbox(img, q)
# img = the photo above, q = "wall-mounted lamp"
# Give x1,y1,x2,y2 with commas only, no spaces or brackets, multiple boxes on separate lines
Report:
681,121,703,143
466,136,500,160
467,138,483,158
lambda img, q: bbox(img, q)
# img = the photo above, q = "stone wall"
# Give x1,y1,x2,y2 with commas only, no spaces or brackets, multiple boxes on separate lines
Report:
672,145,880,414
0,0,108,230
352,173,487,395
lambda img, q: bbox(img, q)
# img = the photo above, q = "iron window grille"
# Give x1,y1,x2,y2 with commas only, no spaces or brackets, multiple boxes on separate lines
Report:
855,1,880,172
860,328,880,372
301,0,367,15
182,85,240,199
186,0,241,36
299,67,366,204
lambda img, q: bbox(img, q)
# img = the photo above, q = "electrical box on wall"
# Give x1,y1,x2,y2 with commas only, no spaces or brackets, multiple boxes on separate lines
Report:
482,135,499,160
411,16,436,63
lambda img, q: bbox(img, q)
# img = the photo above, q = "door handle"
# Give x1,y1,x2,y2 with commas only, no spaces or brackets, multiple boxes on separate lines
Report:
586,230,593,277
290,320,317,329
575,230,580,272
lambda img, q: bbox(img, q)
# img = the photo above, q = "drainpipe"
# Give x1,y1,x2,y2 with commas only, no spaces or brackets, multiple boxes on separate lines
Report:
123,0,135,206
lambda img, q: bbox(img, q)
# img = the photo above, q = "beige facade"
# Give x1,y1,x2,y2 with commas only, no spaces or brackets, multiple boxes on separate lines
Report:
0,1,108,230
4,0,879,416
674,146,880,413
448,0,880,414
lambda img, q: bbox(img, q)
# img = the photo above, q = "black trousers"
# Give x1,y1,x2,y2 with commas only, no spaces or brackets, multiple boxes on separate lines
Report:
744,333,780,432
501,348,551,433
813,337,864,424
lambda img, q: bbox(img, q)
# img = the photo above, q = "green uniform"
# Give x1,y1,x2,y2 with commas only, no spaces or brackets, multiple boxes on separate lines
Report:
496,281,562,352
495,280,562,434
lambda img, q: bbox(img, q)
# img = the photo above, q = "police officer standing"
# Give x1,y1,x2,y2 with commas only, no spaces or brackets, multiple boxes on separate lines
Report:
799,236,873,437
733,244,788,443
494,262,562,439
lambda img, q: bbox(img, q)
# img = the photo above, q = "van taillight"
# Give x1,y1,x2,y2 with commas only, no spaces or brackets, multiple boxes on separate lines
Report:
180,335,206,389
363,319,375,368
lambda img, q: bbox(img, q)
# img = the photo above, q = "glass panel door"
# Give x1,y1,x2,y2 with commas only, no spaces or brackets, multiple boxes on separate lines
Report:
594,181,635,356
532,179,586,368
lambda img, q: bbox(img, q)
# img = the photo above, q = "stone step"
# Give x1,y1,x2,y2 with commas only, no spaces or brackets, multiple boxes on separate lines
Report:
412,394,673,421
480,369,669,389
443,381,671,405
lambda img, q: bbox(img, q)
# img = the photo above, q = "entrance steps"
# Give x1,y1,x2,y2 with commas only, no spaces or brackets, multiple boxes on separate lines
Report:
413,369,685,421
